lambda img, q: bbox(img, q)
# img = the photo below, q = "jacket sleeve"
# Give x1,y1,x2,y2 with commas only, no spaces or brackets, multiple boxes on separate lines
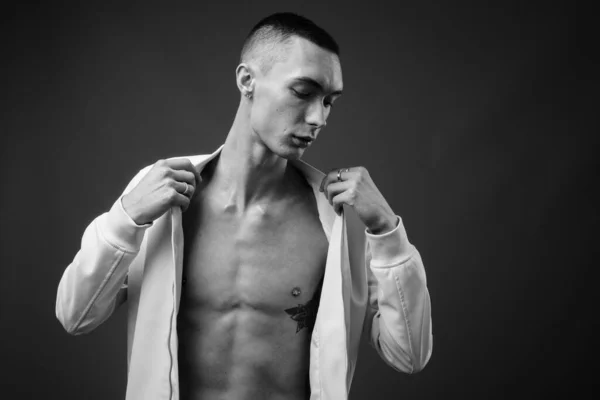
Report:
363,215,433,373
55,165,153,335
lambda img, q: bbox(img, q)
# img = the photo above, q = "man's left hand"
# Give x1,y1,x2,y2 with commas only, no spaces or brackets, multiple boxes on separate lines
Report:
319,167,398,235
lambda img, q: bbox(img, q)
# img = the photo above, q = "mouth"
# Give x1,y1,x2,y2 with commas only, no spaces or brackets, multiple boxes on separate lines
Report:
291,135,313,148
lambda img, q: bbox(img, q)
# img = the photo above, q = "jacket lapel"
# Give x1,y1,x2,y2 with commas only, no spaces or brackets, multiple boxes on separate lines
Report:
126,209,176,399
289,160,349,399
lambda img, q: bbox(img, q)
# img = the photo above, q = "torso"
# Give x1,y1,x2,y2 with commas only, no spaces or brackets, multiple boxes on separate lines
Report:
177,158,329,400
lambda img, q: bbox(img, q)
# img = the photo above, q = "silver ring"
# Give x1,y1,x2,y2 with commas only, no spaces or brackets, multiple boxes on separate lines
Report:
183,182,189,195
337,168,350,182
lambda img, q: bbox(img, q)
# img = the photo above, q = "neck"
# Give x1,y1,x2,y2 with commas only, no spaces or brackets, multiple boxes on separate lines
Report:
211,100,292,211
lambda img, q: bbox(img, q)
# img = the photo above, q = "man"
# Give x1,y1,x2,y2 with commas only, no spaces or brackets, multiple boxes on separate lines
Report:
56,12,433,400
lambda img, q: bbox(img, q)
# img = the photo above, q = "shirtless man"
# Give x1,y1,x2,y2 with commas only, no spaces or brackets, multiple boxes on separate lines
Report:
172,15,343,400
57,12,432,400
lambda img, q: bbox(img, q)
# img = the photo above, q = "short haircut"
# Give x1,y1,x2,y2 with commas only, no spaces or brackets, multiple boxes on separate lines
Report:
240,12,340,74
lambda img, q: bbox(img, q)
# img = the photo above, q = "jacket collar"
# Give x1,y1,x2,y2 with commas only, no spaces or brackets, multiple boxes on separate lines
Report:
185,144,338,240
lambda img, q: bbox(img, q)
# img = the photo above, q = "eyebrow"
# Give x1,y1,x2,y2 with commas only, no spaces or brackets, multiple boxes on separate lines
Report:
292,77,343,96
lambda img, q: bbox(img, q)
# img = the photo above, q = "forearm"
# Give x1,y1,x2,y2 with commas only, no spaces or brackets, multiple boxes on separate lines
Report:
365,216,433,373
55,195,151,334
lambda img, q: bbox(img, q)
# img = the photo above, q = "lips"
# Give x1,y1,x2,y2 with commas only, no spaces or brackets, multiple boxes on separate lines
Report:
293,135,313,143
291,135,313,148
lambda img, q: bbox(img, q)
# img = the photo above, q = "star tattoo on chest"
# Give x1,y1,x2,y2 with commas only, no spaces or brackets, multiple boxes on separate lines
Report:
285,277,324,334
285,297,319,333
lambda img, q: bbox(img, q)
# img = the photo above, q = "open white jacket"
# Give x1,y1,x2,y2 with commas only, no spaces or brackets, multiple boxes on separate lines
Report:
56,144,433,400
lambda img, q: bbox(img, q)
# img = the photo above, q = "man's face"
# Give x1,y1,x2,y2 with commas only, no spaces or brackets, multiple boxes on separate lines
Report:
249,37,343,159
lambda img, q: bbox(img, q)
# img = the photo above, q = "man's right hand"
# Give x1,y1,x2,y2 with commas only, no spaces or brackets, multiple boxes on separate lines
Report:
121,158,202,225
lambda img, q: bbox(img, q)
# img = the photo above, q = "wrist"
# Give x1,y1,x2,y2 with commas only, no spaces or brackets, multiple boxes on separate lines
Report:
121,195,147,226
367,214,398,235
101,196,152,253
365,215,413,267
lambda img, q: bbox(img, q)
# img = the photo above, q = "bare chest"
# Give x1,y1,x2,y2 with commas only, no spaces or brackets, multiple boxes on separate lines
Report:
180,193,329,315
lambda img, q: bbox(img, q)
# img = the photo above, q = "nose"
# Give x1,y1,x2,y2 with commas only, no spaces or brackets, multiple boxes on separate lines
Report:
305,101,328,129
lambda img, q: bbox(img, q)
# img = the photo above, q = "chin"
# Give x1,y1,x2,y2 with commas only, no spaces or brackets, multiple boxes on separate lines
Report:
277,146,305,160
265,138,306,160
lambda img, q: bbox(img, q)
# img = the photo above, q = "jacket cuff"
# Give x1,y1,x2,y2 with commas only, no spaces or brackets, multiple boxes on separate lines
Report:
97,195,153,253
365,215,413,267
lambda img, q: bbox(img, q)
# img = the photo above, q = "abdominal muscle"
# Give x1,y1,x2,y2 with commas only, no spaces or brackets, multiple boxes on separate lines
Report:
177,303,312,400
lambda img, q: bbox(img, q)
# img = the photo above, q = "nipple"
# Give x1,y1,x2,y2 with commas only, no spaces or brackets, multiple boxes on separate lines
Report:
291,287,301,297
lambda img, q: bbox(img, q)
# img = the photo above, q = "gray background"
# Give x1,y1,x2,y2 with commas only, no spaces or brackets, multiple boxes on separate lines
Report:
1,0,596,399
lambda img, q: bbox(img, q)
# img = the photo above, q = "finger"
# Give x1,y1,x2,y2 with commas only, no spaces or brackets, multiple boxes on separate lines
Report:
319,169,337,193
165,158,203,185
319,167,355,192
171,189,191,212
323,181,351,204
175,180,195,198
171,169,197,187
331,191,353,216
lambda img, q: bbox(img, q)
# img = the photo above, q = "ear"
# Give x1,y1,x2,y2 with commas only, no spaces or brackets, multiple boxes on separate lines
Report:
236,63,255,98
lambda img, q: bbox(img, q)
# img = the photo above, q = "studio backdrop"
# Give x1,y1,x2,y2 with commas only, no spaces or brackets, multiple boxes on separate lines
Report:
1,1,595,399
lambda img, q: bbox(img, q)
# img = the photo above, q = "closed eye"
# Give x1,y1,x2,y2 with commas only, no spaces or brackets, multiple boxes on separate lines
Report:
292,88,336,109
292,89,311,98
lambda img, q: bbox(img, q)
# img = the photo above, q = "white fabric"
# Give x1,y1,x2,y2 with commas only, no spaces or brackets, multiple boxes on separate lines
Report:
56,144,433,399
